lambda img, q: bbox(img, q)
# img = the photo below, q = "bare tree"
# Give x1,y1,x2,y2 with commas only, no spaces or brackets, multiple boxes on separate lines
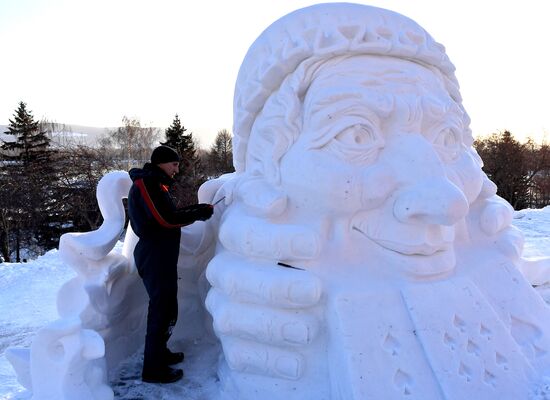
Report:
207,129,234,177
52,145,116,231
100,116,160,169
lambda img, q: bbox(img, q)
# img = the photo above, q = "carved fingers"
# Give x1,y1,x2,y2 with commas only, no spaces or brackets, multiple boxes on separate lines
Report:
205,251,323,379
219,212,320,261
216,177,320,260
221,338,305,380
479,196,514,236
207,288,318,345
467,193,523,260
204,176,324,379
207,252,321,308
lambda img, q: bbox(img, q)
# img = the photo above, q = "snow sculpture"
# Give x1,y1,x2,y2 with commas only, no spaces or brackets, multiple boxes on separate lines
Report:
6,172,142,400
7,3,550,400
204,3,550,400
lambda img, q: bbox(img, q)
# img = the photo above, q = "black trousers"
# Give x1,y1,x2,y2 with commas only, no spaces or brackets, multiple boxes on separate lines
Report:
134,234,180,371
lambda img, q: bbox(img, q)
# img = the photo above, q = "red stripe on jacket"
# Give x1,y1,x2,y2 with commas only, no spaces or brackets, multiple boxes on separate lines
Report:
135,178,182,229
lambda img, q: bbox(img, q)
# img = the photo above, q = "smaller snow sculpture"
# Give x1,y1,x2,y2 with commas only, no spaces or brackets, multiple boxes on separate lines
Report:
6,172,141,399
8,318,111,399
6,171,217,399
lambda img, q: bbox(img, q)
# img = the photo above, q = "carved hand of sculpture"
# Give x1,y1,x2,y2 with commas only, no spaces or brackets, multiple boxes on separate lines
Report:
466,174,524,260
205,178,323,380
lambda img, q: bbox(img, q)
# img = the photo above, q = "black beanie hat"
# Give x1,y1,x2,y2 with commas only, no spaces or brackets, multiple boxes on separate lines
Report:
151,145,180,165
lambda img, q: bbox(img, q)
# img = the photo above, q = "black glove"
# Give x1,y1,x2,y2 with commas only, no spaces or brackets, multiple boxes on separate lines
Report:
194,203,214,221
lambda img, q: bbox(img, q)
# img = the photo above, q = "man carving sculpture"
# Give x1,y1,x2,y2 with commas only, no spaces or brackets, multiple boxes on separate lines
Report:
128,145,213,383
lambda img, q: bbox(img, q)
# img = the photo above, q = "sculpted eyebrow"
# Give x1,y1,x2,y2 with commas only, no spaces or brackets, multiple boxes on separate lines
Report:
422,97,463,123
312,90,363,107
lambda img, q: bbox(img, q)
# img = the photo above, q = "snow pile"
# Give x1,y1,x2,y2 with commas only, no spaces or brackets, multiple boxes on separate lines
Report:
514,206,550,258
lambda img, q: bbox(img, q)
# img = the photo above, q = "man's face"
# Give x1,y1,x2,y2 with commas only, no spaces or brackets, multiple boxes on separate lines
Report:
158,161,180,178
277,56,485,277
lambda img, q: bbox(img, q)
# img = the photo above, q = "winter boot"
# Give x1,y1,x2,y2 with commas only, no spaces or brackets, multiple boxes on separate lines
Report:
165,349,185,365
142,366,183,384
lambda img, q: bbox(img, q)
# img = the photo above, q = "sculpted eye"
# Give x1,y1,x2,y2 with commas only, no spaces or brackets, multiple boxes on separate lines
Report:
336,124,376,146
327,123,383,164
433,127,462,162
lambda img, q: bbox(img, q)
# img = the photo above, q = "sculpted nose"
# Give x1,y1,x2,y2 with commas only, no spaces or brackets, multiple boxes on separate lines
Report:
393,179,469,226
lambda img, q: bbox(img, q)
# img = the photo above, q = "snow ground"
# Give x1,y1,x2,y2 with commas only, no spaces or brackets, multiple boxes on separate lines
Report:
513,206,550,258
1,207,550,399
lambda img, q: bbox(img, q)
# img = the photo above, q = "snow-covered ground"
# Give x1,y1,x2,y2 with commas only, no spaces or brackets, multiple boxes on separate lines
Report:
513,207,550,258
1,207,550,399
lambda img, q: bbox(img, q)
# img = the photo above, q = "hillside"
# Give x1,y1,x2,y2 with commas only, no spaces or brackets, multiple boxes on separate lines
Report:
0,124,111,147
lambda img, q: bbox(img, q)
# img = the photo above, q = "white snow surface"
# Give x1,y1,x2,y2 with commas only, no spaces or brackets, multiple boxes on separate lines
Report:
0,207,549,399
514,207,550,258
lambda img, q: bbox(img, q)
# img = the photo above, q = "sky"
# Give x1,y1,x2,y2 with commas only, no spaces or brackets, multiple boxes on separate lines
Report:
0,0,549,147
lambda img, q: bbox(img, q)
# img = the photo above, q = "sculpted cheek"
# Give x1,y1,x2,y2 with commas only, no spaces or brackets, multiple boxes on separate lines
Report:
311,167,363,213
305,165,395,214
359,165,397,211
279,152,359,215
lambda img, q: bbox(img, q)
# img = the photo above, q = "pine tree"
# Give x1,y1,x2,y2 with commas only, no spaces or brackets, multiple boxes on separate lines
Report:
161,114,186,150
162,115,205,207
162,114,198,175
1,101,51,164
0,171,14,262
0,102,56,260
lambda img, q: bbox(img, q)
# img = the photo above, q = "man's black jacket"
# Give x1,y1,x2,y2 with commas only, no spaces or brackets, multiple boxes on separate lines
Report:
127,163,212,240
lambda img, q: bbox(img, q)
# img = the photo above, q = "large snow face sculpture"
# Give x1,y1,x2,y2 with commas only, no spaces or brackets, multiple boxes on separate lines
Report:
204,3,550,400
277,55,476,276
